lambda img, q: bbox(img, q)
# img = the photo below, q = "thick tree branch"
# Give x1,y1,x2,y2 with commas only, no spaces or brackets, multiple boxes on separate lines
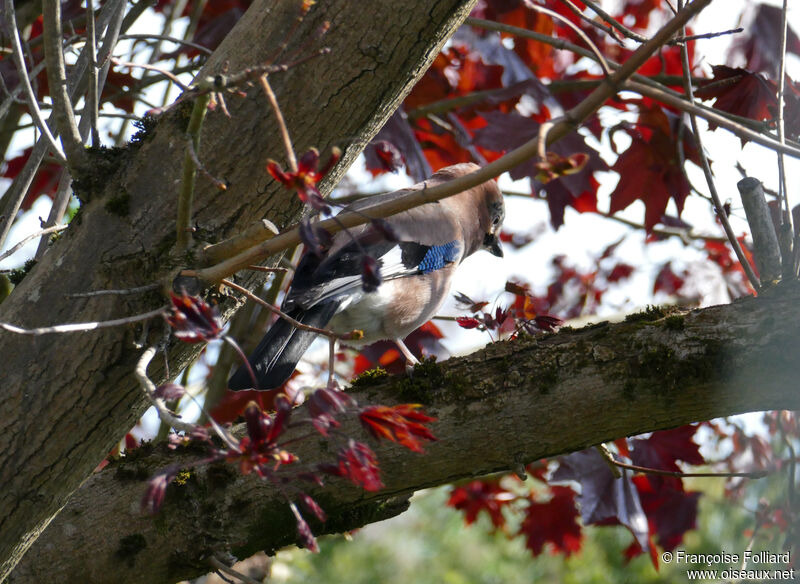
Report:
11,282,800,584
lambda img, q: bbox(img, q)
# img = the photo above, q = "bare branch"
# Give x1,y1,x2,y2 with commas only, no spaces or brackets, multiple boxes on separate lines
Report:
525,0,612,75
0,224,68,263
42,0,86,168
580,0,648,43
135,345,196,433
675,0,761,291
118,33,214,55
110,57,192,91
65,283,161,298
176,94,211,252
259,75,298,173
85,0,100,146
778,0,791,232
3,0,67,164
0,306,166,335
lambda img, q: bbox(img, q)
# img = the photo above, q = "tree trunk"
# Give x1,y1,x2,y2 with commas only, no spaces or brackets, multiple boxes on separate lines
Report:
10,282,800,584
0,0,478,579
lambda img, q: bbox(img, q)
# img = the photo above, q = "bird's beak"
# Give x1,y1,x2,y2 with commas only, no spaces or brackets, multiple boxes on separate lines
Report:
483,233,503,258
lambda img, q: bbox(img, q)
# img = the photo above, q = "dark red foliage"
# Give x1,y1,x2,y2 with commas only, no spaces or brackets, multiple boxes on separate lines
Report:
456,316,482,329
307,386,354,436
1,148,63,210
609,104,701,231
696,66,778,130
448,480,515,530
730,3,800,77
653,262,687,296
629,427,704,551
519,486,583,557
328,439,384,492
229,401,297,477
359,404,437,453
142,469,178,514
552,449,651,557
607,263,635,283
366,140,405,174
267,148,340,213
166,292,224,343
298,493,327,523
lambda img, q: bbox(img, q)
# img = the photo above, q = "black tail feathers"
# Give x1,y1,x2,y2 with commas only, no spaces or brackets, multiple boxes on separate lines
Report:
227,303,339,391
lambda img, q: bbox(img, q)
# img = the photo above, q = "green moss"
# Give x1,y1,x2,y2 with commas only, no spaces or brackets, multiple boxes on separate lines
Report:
115,534,147,567
73,146,129,204
536,368,558,394
174,469,193,486
129,115,159,145
663,314,685,331
396,358,449,403
349,367,389,389
624,304,679,323
8,259,36,286
105,190,130,216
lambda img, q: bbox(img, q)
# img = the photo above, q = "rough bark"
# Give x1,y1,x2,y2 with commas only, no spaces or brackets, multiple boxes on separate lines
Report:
0,0,478,579
10,282,800,584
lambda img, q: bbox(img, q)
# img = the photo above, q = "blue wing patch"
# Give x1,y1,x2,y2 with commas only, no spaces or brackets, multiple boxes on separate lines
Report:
417,240,460,274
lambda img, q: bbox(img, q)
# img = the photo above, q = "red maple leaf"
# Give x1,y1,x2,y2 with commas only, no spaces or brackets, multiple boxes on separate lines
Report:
518,486,583,557
609,104,699,230
359,404,437,453
629,426,704,551
696,66,777,129
448,480,516,530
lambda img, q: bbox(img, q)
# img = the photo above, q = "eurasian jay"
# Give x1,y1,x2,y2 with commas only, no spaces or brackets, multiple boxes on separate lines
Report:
228,162,505,391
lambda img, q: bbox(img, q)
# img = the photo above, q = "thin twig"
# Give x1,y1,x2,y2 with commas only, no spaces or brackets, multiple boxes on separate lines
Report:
203,219,280,265
36,0,127,257
595,444,622,478
776,0,791,224
556,0,624,44
675,0,760,291
110,58,191,91
525,0,612,76
0,224,68,263
580,0,648,43
0,306,166,335
135,345,196,433
86,0,100,146
259,75,297,172
42,0,86,168
208,557,263,584
625,80,800,161
672,27,743,43
0,0,121,251
613,458,769,479
119,33,213,55
65,283,161,298
221,278,360,341
176,93,211,252
3,0,67,164
185,133,227,190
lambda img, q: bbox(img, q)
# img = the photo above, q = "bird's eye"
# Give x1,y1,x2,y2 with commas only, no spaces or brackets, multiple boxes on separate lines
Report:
492,216,501,225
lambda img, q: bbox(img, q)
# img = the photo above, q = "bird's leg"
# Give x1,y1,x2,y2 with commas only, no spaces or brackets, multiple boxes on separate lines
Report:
327,337,338,389
394,338,419,374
